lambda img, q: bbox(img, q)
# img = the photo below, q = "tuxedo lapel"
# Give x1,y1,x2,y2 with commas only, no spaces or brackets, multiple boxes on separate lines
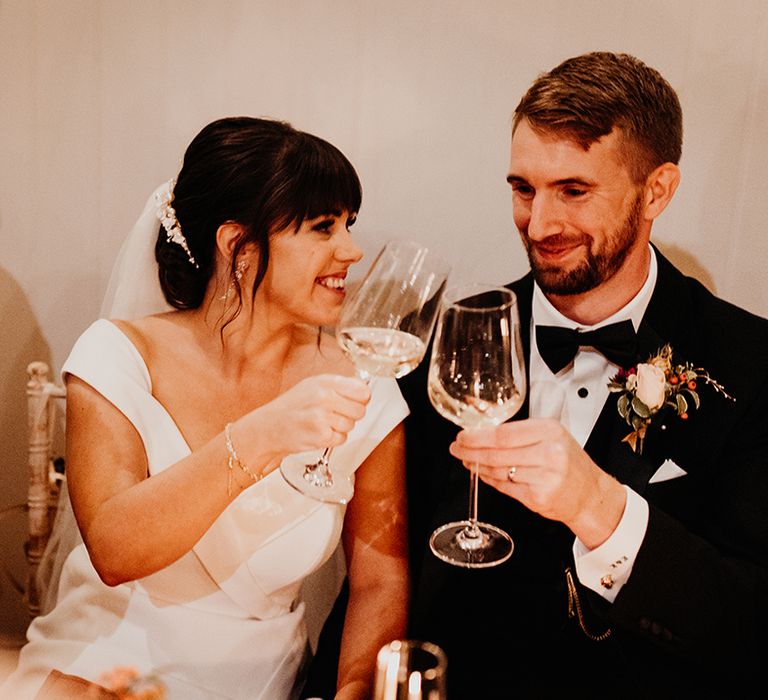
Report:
584,399,667,494
634,247,693,359
508,253,699,493
583,248,692,492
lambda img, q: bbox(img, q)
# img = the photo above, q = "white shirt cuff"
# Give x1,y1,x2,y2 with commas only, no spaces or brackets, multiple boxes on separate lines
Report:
572,485,649,603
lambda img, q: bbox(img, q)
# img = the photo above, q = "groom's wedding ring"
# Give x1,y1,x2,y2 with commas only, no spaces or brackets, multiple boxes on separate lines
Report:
507,466,517,482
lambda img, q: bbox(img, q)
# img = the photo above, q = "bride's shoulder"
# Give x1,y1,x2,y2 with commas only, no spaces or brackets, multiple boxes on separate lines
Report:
111,311,187,358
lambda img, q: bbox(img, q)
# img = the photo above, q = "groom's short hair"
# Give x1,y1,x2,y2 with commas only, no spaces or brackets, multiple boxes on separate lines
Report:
512,51,683,184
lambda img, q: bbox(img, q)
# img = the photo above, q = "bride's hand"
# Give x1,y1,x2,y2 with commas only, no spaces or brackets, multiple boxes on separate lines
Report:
236,374,371,465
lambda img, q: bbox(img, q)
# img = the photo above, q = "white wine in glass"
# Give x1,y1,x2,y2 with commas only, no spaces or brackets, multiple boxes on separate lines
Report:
281,239,450,504
427,284,526,568
337,327,426,380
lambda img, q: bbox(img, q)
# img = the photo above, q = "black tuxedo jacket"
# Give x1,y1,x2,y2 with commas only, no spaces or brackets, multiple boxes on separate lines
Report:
399,250,768,698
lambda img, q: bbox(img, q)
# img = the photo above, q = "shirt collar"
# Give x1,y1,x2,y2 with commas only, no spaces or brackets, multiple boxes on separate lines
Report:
532,245,657,332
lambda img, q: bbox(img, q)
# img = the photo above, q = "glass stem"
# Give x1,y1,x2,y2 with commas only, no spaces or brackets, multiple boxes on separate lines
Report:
318,447,333,476
304,447,334,486
465,462,482,538
303,370,369,487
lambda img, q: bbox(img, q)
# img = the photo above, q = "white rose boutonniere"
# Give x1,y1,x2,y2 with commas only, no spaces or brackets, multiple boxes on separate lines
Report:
634,363,666,411
608,344,734,453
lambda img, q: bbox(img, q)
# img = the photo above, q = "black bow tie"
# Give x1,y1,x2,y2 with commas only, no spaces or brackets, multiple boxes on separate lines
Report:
536,319,638,374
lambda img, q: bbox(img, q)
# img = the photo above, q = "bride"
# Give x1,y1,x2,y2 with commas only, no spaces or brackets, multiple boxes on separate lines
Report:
2,117,409,699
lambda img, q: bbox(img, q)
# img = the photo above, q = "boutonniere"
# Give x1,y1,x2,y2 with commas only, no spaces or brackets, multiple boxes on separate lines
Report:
608,344,734,453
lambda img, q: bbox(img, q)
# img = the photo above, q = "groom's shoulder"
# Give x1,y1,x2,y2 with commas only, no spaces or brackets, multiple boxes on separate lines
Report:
673,262,768,338
655,249,765,323
661,256,768,378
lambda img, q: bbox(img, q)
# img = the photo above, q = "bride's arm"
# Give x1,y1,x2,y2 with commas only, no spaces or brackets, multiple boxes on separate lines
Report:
335,422,409,700
65,372,370,586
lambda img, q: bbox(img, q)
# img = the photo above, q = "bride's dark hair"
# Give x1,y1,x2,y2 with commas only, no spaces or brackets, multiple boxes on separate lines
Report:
155,116,362,310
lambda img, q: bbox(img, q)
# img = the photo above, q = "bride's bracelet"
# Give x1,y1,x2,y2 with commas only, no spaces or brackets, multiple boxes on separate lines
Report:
224,422,264,495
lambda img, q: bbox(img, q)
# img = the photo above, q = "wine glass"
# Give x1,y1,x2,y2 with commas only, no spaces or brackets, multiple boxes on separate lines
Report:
281,239,450,504
373,639,447,700
427,284,526,568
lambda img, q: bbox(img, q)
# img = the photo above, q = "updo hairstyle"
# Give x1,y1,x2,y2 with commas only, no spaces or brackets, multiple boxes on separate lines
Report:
155,116,362,310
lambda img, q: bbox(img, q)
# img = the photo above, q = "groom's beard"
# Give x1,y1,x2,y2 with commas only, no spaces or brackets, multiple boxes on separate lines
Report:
522,192,644,296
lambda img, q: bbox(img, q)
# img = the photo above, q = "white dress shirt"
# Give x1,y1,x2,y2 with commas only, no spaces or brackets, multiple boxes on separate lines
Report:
529,246,658,602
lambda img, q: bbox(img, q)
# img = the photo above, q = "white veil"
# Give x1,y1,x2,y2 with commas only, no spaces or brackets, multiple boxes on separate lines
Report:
36,184,173,615
37,183,345,650
99,182,175,320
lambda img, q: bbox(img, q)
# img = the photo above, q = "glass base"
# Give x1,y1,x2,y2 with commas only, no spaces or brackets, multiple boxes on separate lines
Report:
280,460,354,505
429,520,513,568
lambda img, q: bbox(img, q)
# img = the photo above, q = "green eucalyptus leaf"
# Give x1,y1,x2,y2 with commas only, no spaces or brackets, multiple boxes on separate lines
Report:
631,396,651,418
617,394,630,418
676,394,688,414
685,389,700,410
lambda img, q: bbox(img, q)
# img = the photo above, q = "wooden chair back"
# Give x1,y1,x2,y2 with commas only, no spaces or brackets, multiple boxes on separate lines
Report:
25,361,66,618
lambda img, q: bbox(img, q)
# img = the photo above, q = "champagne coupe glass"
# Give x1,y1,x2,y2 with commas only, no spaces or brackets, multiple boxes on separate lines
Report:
373,639,447,700
281,239,450,504
427,284,526,568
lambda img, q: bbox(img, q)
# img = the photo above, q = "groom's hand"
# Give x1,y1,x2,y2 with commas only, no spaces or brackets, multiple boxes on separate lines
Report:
449,418,626,548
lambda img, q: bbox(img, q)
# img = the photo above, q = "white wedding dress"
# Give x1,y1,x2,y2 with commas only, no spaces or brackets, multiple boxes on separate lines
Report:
3,319,408,700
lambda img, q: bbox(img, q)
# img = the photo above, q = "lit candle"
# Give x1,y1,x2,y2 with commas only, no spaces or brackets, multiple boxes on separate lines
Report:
382,647,401,699
407,670,422,700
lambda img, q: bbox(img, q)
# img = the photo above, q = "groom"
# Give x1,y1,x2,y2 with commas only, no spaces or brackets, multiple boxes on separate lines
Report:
400,52,768,698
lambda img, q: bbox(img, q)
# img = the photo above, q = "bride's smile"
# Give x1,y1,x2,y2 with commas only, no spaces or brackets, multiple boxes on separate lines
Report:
259,210,362,328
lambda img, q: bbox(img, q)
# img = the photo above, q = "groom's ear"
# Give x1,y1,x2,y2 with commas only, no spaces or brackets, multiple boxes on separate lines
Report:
215,222,246,259
642,162,680,221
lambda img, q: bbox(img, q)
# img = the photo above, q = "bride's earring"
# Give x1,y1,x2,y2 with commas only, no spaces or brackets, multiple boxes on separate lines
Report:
220,259,248,301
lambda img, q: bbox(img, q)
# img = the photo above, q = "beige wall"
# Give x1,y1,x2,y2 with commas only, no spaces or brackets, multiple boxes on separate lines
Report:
2,0,767,639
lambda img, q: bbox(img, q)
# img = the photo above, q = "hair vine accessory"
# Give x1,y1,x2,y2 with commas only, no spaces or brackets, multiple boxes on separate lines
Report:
155,179,198,268
608,343,735,454
224,422,263,495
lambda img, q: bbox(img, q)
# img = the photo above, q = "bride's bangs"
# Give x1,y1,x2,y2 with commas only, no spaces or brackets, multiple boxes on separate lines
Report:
287,137,362,229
